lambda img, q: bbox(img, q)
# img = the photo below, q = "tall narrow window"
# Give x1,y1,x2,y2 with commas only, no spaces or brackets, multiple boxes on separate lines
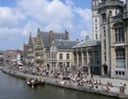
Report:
59,53,63,60
116,48,125,68
88,51,93,64
94,51,99,64
115,27,124,43
78,52,82,65
83,52,86,65
102,13,106,23
66,53,70,60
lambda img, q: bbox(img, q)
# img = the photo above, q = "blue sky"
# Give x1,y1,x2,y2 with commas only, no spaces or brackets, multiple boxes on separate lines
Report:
0,0,125,50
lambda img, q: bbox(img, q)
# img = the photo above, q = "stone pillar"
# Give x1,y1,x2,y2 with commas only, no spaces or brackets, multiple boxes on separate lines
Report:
81,50,84,66
125,47,128,70
76,50,79,66
86,49,90,75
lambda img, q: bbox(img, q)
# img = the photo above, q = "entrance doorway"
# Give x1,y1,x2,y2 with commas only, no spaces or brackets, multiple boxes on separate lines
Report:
103,64,108,75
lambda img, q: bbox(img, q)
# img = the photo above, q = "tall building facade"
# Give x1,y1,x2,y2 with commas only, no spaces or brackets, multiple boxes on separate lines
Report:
92,0,100,40
99,0,128,79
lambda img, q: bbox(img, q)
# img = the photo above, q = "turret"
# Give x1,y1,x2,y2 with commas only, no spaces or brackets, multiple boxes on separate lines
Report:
92,0,100,40
92,0,99,11
126,0,128,14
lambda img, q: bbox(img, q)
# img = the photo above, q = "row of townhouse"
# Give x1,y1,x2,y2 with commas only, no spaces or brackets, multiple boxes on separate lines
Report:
24,28,102,74
24,28,80,71
3,49,24,66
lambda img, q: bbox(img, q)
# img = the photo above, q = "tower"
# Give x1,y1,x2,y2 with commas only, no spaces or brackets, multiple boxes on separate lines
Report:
126,0,128,14
92,0,100,40
98,0,124,77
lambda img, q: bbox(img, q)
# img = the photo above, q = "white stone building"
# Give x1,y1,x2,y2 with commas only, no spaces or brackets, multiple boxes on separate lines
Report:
99,0,128,79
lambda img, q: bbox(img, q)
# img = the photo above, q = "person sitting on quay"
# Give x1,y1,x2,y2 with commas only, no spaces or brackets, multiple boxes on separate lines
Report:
98,80,102,85
94,80,98,85
101,86,110,93
119,83,125,93
124,83,126,89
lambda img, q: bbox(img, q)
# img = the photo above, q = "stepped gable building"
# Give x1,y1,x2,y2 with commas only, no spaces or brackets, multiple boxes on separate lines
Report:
99,0,128,79
92,0,101,40
46,39,79,71
34,28,69,66
27,33,37,65
72,36,101,75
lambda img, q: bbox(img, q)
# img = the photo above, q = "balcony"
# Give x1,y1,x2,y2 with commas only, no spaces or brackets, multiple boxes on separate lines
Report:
111,12,128,22
123,12,128,19
111,15,122,21
99,1,123,9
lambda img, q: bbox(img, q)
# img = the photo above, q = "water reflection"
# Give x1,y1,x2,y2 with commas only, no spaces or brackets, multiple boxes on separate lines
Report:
0,71,116,99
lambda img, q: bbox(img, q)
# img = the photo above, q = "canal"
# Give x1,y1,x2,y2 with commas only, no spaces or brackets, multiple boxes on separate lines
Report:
0,71,117,99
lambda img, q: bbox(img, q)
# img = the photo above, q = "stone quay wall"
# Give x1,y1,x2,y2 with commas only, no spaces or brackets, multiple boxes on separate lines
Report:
1,68,127,99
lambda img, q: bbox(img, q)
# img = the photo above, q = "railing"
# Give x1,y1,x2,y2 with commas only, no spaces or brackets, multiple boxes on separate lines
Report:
111,12,128,21
111,15,123,21
123,12,128,19
99,1,123,8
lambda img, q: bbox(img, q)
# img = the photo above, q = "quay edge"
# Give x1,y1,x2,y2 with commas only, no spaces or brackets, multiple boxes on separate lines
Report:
1,68,127,99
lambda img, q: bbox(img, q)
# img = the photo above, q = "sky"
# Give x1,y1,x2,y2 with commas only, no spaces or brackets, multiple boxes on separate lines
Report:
0,0,126,50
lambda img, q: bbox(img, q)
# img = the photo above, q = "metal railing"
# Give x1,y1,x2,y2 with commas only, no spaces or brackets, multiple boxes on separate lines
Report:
111,12,128,21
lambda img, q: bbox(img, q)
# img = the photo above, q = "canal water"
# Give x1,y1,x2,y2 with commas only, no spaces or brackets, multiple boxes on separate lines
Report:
0,71,116,99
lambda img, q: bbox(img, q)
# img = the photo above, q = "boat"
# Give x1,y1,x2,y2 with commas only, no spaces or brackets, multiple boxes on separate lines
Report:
26,78,45,88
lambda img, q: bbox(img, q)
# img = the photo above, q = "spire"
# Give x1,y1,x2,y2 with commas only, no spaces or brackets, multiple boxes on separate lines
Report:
29,32,32,38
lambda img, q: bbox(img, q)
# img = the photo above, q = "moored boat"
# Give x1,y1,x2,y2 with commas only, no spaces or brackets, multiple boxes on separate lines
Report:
26,78,45,88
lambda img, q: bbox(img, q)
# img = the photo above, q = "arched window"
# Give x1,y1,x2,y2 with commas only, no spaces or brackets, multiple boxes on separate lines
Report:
114,22,125,43
115,48,125,68
102,13,106,23
115,27,124,43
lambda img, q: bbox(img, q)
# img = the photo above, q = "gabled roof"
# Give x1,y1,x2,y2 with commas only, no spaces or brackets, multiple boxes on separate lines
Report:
6,49,23,55
40,31,67,47
54,39,80,49
73,39,101,48
41,31,50,46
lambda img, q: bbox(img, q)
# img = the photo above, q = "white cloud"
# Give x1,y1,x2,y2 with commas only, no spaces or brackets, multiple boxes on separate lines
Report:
17,0,73,24
65,0,74,6
43,23,63,32
80,30,92,40
0,27,21,34
22,20,41,36
74,7,91,22
0,7,26,28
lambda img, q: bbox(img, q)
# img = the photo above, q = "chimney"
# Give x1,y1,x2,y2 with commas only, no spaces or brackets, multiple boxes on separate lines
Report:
65,30,69,40
86,35,90,41
49,30,54,42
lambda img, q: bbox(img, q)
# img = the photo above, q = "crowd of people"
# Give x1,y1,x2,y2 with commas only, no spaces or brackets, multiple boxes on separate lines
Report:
4,63,127,94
